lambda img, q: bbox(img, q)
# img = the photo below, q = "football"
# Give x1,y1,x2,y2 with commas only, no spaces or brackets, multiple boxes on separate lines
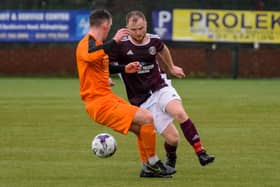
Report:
91,133,117,158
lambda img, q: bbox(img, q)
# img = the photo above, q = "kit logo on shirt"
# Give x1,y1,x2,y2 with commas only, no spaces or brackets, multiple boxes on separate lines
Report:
126,50,134,55
148,46,156,55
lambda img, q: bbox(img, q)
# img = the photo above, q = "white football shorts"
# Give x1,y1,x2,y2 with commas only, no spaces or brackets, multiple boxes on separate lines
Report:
140,85,181,134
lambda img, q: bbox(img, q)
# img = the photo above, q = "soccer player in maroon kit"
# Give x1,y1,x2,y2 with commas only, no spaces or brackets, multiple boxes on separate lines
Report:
109,10,215,176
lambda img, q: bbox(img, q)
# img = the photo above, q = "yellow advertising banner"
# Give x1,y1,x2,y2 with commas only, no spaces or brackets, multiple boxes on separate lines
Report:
173,9,280,43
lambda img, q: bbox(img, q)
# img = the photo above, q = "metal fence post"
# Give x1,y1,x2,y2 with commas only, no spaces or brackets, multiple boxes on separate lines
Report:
231,46,239,79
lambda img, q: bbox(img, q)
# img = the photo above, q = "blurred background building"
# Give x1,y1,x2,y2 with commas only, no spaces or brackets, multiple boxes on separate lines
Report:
0,0,279,78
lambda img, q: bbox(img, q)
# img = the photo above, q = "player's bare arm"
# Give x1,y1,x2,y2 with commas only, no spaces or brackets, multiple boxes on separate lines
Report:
113,28,129,43
158,44,185,78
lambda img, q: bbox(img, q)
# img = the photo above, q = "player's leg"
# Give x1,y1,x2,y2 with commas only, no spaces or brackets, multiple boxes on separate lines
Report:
165,99,215,166
87,97,174,177
136,135,148,163
130,108,176,177
130,108,156,164
161,124,179,168
132,120,177,177
140,88,180,169
130,125,175,177
86,97,152,165
152,111,179,168
95,98,157,163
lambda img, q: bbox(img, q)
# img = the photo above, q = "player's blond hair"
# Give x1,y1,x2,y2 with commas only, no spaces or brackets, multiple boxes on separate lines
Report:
126,10,146,25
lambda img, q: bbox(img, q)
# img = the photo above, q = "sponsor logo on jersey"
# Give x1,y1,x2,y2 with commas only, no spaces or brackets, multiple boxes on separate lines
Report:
138,62,154,74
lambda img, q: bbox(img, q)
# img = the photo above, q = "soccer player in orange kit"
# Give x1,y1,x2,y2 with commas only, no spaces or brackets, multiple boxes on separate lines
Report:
75,9,175,178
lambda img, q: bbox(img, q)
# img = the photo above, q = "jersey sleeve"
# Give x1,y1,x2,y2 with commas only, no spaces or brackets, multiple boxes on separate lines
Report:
108,43,121,62
109,63,125,74
77,39,105,64
80,46,106,64
155,37,164,52
78,36,117,64
149,34,164,53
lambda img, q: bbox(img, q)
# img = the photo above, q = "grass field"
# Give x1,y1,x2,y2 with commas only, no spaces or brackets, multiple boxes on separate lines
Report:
0,77,279,187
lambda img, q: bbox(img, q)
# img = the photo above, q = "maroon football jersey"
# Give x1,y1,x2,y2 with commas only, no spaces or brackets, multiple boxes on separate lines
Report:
109,34,167,106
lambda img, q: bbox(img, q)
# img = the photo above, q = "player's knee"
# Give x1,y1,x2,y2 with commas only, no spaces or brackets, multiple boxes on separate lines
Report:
129,124,141,135
143,112,153,124
165,134,179,146
174,111,188,123
134,108,154,125
171,131,179,145
174,133,180,143
162,125,179,146
140,108,153,124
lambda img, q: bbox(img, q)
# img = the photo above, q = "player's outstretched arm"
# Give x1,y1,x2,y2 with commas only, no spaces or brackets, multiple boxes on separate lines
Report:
109,61,141,74
158,45,185,79
125,61,141,73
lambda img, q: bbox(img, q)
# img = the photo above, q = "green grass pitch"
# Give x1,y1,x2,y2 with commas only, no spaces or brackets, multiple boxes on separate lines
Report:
0,77,279,187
